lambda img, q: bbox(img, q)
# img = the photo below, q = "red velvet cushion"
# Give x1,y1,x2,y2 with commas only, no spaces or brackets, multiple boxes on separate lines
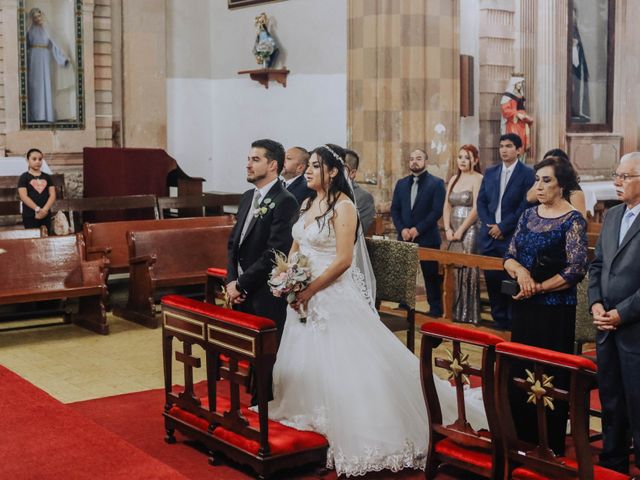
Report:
512,458,629,480
207,268,227,278
420,321,504,347
497,342,597,372
434,437,493,472
168,394,327,456
161,295,275,331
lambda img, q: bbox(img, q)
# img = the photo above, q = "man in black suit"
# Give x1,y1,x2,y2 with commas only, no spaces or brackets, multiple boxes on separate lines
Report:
226,139,299,339
589,152,640,477
391,148,446,317
281,146,312,205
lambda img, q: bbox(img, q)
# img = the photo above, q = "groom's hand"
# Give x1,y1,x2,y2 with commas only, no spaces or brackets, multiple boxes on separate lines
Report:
226,281,246,304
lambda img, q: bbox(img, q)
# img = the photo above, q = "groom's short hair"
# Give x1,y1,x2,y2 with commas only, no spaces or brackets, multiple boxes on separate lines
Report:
252,139,285,174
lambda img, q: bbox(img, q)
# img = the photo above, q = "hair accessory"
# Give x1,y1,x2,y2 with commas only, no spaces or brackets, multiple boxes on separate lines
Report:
322,145,344,165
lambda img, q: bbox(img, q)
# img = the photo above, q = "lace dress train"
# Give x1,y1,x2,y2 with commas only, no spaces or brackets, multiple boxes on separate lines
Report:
267,201,487,476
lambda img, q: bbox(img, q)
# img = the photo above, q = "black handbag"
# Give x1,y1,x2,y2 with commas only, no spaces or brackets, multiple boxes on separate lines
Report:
501,279,520,296
530,252,566,283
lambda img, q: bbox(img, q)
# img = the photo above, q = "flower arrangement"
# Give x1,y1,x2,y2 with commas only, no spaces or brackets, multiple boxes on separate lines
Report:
254,197,275,218
268,250,312,322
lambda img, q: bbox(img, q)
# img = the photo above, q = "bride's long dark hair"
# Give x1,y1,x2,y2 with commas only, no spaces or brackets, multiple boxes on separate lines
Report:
301,144,356,232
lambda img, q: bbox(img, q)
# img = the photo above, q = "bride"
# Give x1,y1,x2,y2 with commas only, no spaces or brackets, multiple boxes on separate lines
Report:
267,144,487,477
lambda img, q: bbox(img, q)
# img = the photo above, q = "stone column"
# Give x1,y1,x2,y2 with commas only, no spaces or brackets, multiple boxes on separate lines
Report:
478,0,516,167
534,0,567,157
348,0,459,210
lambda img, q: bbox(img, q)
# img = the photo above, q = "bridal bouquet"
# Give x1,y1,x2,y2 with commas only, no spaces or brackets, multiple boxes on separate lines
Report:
268,251,312,323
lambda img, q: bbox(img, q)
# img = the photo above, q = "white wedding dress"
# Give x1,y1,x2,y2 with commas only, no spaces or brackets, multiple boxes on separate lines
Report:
267,201,487,477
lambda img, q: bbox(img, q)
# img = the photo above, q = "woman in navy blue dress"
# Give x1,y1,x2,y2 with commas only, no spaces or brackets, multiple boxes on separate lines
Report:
504,156,588,455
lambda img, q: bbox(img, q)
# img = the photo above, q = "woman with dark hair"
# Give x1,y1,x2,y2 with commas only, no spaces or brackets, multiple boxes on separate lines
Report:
443,144,483,323
526,148,587,217
267,144,488,476
504,156,588,455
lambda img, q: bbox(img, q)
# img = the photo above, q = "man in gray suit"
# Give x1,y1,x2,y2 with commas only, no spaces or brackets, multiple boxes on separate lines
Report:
589,152,640,477
345,149,375,234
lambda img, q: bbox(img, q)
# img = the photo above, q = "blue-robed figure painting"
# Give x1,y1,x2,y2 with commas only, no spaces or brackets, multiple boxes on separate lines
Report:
26,7,71,123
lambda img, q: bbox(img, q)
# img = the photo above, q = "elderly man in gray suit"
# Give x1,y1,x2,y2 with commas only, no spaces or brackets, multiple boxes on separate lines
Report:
589,151,640,477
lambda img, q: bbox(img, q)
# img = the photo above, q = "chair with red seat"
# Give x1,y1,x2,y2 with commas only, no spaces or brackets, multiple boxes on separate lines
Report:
495,341,629,480
161,294,328,479
420,321,505,479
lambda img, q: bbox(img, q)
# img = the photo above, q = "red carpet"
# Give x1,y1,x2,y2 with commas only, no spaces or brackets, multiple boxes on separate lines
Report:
69,382,463,480
0,365,187,479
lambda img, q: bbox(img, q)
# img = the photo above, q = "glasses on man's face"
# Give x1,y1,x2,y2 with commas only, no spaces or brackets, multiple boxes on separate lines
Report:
611,172,640,182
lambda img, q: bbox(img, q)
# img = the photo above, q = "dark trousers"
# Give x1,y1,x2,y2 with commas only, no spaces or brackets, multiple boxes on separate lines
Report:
597,332,640,473
484,266,512,330
420,259,443,316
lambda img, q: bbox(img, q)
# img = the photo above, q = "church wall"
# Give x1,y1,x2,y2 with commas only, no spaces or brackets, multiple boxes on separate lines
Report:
166,0,347,193
459,0,480,149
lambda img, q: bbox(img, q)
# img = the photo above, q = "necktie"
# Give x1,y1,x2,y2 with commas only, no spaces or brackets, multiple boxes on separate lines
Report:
495,168,511,224
619,210,635,246
410,176,419,209
240,189,261,244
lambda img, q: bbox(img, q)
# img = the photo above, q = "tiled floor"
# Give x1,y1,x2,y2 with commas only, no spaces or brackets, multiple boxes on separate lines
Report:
0,303,501,404
0,312,208,403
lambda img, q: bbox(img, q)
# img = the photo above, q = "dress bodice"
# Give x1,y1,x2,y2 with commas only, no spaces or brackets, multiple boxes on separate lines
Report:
448,189,473,207
293,202,350,278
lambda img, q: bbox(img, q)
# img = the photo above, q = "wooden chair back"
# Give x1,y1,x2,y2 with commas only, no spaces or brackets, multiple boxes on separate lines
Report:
83,216,234,274
0,234,85,291
53,194,159,232
0,227,47,240
495,342,600,480
420,321,504,479
157,193,242,218
126,225,231,281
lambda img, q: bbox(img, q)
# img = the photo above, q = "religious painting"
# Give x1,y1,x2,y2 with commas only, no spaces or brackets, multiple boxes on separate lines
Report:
18,0,84,129
567,0,615,132
228,0,281,9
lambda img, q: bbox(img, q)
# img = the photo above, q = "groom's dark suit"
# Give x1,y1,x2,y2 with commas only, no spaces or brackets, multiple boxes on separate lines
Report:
227,180,299,338
588,204,640,473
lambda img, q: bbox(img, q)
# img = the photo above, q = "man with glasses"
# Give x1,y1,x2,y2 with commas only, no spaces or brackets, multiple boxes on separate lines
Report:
589,152,640,477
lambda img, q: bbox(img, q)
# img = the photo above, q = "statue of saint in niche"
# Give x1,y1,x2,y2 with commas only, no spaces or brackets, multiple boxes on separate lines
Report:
26,7,74,123
570,4,590,122
500,75,534,153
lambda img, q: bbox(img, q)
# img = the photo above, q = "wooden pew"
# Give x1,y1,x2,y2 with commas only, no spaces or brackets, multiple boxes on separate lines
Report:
0,226,47,239
53,195,159,232
419,248,503,322
115,225,233,328
83,216,234,277
161,295,328,479
0,234,109,334
157,192,242,219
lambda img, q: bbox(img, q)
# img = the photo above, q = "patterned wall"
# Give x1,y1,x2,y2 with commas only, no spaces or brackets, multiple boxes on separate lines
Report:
347,0,459,210
0,6,6,154
94,0,114,147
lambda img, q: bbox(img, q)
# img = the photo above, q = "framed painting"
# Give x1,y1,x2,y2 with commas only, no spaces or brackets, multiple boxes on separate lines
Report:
18,0,85,129
228,0,281,9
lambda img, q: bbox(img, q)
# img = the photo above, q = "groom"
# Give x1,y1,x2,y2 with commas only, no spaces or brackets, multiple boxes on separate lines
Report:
226,139,299,339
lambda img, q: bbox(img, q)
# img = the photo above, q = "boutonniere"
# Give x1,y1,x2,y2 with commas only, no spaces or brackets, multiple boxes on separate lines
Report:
253,197,276,218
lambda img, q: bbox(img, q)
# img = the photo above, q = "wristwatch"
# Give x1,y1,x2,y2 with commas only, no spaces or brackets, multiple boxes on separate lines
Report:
34,206,41,213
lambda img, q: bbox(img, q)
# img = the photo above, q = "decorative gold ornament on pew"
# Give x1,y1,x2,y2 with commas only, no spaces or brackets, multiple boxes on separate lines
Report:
525,369,555,410
445,348,470,385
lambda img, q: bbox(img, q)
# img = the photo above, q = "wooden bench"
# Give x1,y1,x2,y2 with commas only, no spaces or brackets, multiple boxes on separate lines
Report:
157,192,242,219
0,226,48,239
161,294,328,479
83,216,234,277
0,234,109,334
53,194,159,232
115,225,233,328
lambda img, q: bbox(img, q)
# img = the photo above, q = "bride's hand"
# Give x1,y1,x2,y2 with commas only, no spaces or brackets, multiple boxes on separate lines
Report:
291,286,314,311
